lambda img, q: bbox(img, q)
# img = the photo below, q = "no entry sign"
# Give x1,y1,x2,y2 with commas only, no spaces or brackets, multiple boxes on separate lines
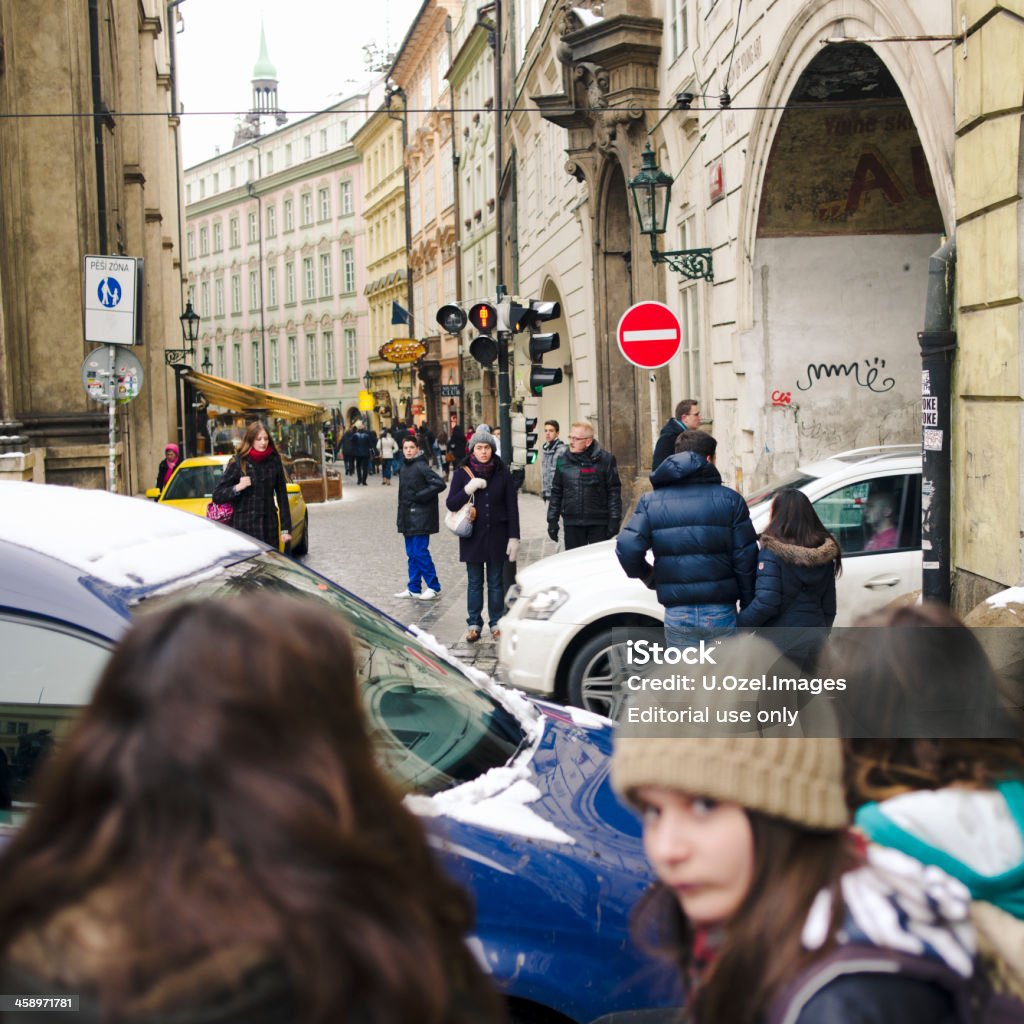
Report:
616,301,682,369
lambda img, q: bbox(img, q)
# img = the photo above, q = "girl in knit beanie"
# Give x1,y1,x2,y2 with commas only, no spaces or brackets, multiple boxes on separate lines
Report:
612,683,986,1023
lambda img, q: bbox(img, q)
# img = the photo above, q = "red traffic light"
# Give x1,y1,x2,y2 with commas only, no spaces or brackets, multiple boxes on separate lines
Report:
468,302,497,333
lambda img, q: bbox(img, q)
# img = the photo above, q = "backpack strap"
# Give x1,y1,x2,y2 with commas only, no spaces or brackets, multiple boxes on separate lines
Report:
765,945,990,1024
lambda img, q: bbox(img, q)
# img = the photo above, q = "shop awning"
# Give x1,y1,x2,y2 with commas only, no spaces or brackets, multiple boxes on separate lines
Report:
184,370,326,422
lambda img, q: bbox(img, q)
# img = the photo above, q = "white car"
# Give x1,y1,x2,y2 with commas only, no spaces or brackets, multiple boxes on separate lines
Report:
498,445,922,715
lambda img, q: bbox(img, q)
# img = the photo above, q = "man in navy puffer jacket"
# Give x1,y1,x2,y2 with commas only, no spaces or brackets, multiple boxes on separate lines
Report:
616,431,757,649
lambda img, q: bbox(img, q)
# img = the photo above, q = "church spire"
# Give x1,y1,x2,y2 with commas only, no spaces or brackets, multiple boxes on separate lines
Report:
233,21,287,147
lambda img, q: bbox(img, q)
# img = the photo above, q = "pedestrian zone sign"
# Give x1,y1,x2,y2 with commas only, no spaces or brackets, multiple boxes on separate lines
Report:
84,255,141,345
616,301,682,369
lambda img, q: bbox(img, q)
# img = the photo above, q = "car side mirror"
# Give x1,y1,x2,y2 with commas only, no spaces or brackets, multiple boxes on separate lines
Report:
145,488,161,501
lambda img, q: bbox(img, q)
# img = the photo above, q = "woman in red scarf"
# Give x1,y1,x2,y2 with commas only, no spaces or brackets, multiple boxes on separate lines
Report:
155,443,180,491
212,421,292,549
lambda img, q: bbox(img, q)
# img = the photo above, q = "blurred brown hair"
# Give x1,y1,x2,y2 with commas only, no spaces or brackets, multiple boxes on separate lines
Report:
0,595,500,1024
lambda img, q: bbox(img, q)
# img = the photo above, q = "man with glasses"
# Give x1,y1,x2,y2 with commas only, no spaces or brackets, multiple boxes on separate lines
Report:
547,421,622,550
652,399,701,472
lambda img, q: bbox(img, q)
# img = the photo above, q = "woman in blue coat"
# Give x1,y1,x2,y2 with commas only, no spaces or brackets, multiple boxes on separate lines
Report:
446,427,520,643
737,488,840,668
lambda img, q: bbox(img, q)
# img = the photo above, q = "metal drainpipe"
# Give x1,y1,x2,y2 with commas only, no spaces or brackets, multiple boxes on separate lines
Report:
88,0,108,254
917,235,957,606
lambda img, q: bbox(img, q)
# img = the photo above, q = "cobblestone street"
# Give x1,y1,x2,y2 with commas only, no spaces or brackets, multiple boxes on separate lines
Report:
303,467,554,673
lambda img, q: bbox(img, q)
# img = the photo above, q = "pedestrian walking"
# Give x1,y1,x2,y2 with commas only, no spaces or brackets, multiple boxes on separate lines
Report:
612,662,992,1024
540,420,567,502
616,430,756,649
351,421,373,486
737,488,841,669
378,431,398,485
154,442,181,492
0,595,503,1024
340,425,356,477
211,420,291,550
395,437,446,600
546,420,622,550
448,423,467,467
446,426,520,643
651,398,701,472
366,427,379,475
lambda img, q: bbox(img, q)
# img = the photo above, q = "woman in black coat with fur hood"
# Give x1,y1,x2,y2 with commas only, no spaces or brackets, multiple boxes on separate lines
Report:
737,488,841,668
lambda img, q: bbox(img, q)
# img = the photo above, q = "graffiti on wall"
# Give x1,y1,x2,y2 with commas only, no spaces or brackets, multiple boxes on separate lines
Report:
795,357,895,393
758,101,944,236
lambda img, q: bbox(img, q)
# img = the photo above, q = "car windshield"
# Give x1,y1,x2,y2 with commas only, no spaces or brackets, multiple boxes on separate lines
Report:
163,463,225,500
136,552,526,795
1,554,526,834
745,471,820,512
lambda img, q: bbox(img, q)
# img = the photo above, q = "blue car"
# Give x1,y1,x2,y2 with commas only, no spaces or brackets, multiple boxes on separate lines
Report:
0,482,679,1024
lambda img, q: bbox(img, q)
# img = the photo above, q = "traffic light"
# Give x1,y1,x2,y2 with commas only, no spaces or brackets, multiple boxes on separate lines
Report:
467,301,498,366
436,303,467,336
524,300,562,393
511,413,539,467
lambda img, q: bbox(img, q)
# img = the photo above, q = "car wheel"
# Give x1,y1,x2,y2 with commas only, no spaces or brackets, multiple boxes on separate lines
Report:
566,632,633,719
292,515,309,557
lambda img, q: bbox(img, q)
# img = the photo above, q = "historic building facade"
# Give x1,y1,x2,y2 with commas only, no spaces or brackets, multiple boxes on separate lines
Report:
389,0,463,431
0,0,184,492
184,55,382,432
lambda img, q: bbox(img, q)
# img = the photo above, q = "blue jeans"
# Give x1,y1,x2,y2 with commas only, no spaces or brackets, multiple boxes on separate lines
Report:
467,561,504,629
381,458,393,480
663,603,736,650
405,535,440,594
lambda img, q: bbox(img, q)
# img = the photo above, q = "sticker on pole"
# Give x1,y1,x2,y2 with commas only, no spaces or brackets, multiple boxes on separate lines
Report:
616,301,682,369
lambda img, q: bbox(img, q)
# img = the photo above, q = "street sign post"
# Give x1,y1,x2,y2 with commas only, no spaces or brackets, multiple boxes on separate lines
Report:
83,255,141,345
81,344,145,494
617,301,683,451
616,301,682,369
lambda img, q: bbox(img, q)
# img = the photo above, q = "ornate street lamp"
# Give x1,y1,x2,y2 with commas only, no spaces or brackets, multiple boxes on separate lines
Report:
201,351,213,374
628,143,713,281
180,300,200,344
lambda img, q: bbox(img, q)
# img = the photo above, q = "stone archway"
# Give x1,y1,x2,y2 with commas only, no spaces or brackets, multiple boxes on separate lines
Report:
747,42,945,476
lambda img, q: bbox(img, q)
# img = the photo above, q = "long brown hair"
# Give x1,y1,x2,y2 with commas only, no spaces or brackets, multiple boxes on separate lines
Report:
235,419,279,470
0,596,501,1024
761,488,842,577
634,813,851,1024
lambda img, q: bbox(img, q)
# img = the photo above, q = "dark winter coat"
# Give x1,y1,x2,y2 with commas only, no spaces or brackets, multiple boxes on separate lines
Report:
447,458,520,564
547,440,623,533
155,458,178,491
212,453,291,548
351,428,374,459
769,964,957,1024
448,429,467,461
737,535,839,628
651,417,687,471
341,429,356,457
396,453,446,536
615,451,757,609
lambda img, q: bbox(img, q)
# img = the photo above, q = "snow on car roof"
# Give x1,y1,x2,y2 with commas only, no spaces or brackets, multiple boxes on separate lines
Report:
0,482,262,589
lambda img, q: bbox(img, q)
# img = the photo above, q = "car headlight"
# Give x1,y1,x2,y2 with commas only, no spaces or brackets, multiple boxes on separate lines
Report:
522,586,569,620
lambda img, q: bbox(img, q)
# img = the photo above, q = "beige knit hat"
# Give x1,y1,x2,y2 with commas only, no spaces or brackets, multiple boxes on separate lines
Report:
611,634,848,831
611,735,848,831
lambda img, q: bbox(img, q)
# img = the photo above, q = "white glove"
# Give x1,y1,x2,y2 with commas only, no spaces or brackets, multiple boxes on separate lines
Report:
464,477,487,494
506,538,520,562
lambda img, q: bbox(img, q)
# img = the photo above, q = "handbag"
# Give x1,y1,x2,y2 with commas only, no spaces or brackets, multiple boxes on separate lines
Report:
444,467,477,537
205,501,235,525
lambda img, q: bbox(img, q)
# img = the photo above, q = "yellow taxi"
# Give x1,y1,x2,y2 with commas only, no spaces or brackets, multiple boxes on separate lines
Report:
146,454,309,556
